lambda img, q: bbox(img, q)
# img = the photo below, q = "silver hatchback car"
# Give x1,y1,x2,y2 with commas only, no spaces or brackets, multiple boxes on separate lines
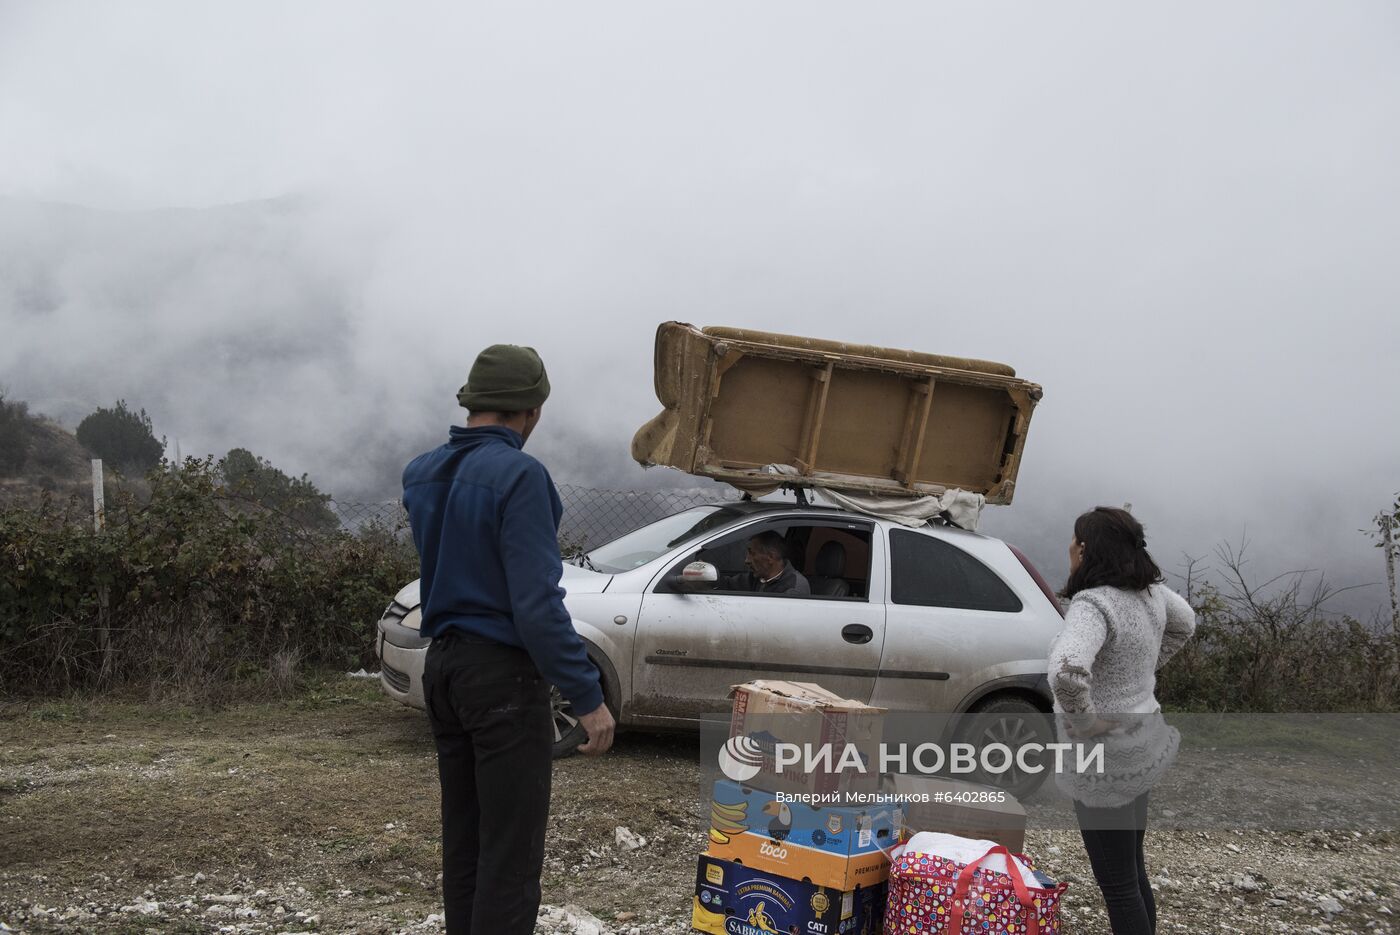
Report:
377,499,1065,790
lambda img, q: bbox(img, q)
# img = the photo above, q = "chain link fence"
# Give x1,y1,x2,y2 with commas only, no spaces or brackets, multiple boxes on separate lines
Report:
329,483,739,550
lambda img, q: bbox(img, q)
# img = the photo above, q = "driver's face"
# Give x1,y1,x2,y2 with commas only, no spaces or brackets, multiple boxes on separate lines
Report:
745,541,777,578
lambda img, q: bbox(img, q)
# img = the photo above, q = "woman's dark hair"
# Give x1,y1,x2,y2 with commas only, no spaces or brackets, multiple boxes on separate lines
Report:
1061,506,1163,599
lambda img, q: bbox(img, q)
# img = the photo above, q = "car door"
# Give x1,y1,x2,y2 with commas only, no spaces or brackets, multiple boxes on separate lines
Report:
628,516,886,725
872,526,1029,714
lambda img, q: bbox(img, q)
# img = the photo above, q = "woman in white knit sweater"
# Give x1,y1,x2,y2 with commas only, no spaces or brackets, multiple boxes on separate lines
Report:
1048,506,1197,935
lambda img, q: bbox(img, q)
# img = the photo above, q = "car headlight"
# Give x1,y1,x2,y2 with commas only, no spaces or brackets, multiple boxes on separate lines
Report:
380,600,418,629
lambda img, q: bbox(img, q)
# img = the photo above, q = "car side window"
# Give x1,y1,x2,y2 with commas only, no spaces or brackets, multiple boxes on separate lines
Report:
656,519,873,600
889,529,1023,612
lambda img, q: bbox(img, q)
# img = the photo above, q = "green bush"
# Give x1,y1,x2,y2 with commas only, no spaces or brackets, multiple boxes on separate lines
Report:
0,458,418,698
0,393,32,476
219,447,339,533
75,400,165,475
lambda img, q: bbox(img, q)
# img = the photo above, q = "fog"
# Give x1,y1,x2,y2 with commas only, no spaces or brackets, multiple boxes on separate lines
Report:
2,2,1397,617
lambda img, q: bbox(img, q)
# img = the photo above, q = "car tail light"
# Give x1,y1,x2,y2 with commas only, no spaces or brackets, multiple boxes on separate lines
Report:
1007,544,1065,618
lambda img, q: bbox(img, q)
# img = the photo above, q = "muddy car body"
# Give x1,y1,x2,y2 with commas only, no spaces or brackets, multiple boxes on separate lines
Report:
377,498,1065,790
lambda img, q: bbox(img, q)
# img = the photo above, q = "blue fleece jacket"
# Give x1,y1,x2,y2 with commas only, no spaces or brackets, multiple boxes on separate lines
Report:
401,425,603,714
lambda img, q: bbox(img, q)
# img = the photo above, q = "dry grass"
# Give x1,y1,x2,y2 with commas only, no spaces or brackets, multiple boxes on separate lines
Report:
2,679,1397,934
0,676,706,933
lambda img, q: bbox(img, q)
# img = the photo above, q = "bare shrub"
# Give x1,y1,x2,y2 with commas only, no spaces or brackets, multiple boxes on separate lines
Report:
269,646,304,698
1157,541,1400,712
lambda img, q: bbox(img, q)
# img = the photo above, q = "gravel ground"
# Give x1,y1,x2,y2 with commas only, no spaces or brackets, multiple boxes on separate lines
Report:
1,677,1396,934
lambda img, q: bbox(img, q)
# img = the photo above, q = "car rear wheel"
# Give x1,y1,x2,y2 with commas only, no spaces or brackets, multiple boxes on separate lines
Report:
953,695,1053,800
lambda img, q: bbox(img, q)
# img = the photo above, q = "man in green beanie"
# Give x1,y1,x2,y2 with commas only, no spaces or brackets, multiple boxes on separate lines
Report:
402,344,614,935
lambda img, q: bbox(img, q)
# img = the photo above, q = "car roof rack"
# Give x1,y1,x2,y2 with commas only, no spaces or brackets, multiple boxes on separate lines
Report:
728,488,965,530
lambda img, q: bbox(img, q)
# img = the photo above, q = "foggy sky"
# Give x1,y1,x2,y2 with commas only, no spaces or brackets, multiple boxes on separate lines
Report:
2,2,1397,618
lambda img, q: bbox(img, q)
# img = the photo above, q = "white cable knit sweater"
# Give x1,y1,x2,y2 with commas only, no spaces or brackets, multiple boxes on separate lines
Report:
1050,583,1197,719
1047,583,1198,806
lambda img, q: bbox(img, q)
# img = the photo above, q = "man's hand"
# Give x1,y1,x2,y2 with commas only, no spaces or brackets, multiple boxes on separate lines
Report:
576,703,616,756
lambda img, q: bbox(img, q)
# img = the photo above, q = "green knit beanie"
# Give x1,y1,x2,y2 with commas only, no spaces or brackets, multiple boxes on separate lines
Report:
457,344,551,411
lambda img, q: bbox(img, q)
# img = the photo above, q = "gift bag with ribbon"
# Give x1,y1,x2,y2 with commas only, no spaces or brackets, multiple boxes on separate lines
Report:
884,831,1068,934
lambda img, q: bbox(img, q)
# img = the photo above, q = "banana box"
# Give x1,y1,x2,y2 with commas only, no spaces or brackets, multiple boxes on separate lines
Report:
706,779,896,890
692,853,885,935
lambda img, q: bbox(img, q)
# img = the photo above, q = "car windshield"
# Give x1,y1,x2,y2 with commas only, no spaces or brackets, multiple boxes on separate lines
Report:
585,506,738,573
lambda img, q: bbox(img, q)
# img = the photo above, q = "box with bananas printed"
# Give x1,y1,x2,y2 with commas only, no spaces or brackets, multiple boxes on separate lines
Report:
691,853,886,935
705,778,896,890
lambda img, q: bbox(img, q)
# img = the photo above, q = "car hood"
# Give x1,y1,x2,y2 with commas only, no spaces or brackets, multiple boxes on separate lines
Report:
560,562,614,593
393,563,612,609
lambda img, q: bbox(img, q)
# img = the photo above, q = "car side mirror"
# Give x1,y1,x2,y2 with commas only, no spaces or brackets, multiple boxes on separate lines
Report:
668,560,718,593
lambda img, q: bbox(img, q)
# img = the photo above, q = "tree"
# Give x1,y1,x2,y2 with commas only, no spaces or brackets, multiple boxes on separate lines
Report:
76,400,165,475
1367,494,1399,632
218,447,339,532
0,392,31,477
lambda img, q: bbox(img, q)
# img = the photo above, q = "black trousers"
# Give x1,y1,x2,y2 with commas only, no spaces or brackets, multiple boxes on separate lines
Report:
423,632,553,935
1074,792,1155,935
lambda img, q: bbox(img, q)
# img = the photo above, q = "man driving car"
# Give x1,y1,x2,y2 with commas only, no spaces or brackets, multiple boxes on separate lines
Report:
717,530,811,595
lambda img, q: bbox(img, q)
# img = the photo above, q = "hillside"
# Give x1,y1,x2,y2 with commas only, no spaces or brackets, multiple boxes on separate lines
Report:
0,405,123,511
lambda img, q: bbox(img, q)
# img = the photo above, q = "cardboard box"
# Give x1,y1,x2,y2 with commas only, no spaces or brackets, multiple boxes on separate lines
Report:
882,774,1027,854
692,853,886,935
706,778,896,889
729,680,885,798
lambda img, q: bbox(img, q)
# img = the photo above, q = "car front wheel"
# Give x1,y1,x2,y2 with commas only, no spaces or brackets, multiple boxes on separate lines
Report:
550,685,589,759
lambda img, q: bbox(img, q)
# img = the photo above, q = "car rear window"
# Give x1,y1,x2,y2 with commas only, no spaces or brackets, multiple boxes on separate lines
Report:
889,529,1023,613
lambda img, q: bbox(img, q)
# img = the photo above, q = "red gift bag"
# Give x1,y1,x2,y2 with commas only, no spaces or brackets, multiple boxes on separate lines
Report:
885,839,1068,934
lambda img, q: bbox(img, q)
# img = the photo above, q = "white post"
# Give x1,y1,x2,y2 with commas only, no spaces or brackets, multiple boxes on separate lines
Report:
91,459,105,532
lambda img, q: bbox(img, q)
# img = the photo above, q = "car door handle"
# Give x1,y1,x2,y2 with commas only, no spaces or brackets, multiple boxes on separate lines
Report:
841,624,874,645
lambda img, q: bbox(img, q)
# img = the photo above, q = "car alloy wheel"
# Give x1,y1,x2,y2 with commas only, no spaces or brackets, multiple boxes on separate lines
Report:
954,696,1053,799
550,684,588,759
974,715,1041,791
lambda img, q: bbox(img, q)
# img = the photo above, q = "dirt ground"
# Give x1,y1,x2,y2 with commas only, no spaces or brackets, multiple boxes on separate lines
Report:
2,677,1396,935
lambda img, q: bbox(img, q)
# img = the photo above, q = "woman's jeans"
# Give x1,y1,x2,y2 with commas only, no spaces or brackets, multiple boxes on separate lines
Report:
1074,792,1155,935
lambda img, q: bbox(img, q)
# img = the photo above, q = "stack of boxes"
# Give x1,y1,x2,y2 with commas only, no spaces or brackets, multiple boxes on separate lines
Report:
691,681,891,935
